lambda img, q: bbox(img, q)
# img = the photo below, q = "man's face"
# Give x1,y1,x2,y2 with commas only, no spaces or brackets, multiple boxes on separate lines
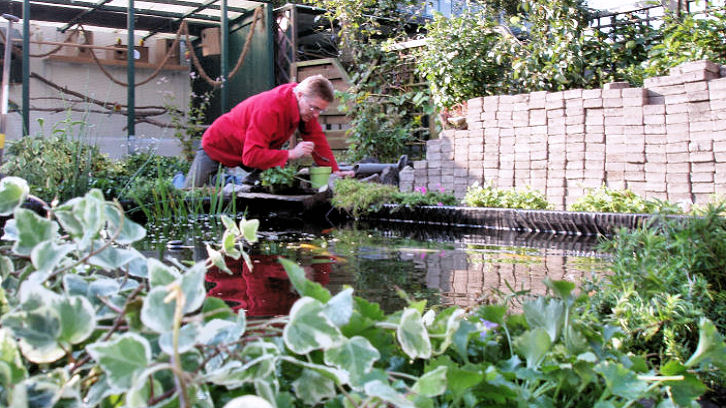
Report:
298,94,329,122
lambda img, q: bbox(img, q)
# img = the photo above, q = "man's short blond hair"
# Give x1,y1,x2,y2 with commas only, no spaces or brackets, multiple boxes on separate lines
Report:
296,74,335,102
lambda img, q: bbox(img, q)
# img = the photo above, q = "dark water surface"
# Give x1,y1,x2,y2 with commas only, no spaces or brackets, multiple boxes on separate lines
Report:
140,217,611,315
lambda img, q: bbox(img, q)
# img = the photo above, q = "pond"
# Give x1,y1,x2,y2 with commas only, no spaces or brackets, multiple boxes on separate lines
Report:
139,215,611,316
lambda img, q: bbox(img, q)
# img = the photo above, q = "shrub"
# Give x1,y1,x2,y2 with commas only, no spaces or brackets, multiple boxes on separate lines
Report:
0,118,121,202
463,182,553,210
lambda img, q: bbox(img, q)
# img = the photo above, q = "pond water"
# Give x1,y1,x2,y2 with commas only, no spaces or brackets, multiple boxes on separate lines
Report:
139,216,611,316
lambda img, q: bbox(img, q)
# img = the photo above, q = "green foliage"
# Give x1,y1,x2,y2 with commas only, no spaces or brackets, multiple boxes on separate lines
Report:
463,182,553,210
332,178,457,217
413,9,504,110
569,184,683,214
591,206,726,385
0,116,121,203
259,166,297,192
331,178,401,217
313,0,435,162
0,177,723,406
164,84,213,162
642,9,726,79
417,0,611,108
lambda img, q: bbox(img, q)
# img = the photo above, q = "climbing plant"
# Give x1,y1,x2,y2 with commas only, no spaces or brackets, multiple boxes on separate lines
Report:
308,0,436,162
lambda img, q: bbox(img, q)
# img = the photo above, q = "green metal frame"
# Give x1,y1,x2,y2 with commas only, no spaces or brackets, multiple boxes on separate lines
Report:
12,0,272,143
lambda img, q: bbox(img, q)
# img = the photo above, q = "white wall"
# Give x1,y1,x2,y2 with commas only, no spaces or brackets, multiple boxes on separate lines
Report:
5,24,192,159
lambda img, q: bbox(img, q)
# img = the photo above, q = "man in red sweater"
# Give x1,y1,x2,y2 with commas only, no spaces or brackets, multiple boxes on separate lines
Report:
185,74,352,187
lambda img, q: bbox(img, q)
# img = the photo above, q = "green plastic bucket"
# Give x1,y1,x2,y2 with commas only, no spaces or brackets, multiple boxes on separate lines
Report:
309,166,332,189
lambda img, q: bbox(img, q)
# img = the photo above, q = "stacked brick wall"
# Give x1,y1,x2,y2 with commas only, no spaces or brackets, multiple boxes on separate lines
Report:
400,60,726,210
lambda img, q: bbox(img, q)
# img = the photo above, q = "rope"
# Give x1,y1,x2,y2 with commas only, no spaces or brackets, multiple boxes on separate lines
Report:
183,5,264,88
0,26,83,58
81,22,186,87
2,5,264,89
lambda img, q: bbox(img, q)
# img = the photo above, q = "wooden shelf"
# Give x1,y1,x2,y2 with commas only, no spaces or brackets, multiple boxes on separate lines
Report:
45,54,189,71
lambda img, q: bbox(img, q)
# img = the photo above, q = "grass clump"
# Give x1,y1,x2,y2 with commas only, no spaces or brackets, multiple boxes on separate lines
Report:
332,178,457,217
463,182,552,210
569,185,682,214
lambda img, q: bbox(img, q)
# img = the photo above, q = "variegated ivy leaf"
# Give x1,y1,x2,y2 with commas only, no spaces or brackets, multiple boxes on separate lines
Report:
283,297,344,355
223,395,275,408
197,318,247,346
103,203,146,245
3,306,64,364
292,368,336,406
222,230,241,259
323,287,353,327
397,308,432,360
11,208,59,257
240,218,259,243
0,328,28,384
140,287,176,333
87,333,151,392
434,309,465,355
88,244,138,270
0,176,29,216
30,241,73,276
324,336,380,389
73,190,106,249
54,295,96,346
148,258,180,288
412,366,448,397
220,214,240,235
159,323,198,355
364,380,415,408
207,244,232,274
181,263,207,314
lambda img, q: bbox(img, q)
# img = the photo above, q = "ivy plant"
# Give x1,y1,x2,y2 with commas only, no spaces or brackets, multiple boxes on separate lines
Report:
0,176,724,407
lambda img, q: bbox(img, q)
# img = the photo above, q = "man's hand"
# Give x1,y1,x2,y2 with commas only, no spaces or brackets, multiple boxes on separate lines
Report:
288,141,315,160
333,170,355,178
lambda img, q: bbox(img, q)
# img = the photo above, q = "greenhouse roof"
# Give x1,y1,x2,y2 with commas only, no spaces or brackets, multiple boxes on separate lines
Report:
1,0,268,37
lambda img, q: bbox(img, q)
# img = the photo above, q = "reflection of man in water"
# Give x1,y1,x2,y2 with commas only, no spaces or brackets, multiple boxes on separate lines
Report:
205,255,331,317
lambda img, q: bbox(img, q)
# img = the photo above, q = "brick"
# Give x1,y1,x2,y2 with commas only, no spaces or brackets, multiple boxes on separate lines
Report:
691,172,714,183
603,98,624,108
529,109,547,126
582,89,602,99
604,82,630,90
677,60,721,74
666,112,689,124
666,163,691,173
643,104,666,115
645,124,666,134
583,98,603,108
692,183,715,194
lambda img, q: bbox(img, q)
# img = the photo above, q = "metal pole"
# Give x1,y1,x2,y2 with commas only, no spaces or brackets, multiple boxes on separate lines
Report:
22,0,29,136
0,14,19,166
221,0,228,111
127,0,135,154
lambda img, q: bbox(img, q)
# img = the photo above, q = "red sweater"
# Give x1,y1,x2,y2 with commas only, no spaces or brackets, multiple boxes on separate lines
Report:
201,83,339,171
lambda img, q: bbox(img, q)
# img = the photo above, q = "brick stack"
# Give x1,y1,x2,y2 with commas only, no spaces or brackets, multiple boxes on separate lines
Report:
407,60,726,209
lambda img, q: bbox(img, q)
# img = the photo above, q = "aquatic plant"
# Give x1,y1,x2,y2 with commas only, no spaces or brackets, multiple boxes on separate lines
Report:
332,178,457,217
593,205,726,375
569,184,682,214
463,182,553,210
0,176,724,406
